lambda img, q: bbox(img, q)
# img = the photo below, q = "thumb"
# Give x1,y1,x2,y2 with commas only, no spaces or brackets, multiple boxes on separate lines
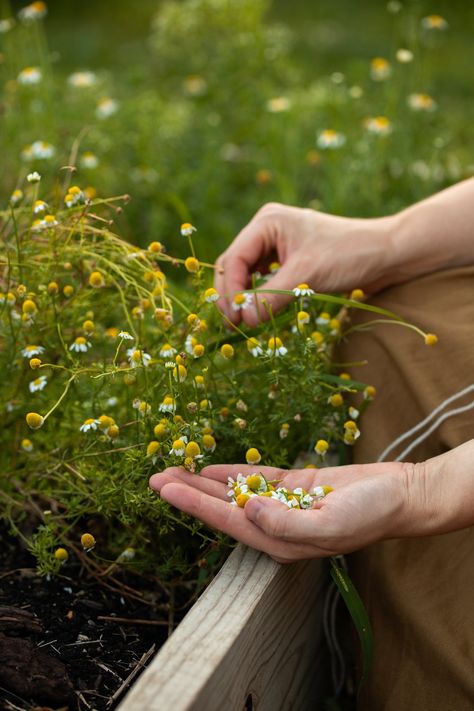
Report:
244,496,314,542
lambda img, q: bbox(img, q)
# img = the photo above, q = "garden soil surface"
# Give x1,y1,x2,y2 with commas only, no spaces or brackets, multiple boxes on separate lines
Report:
0,522,194,711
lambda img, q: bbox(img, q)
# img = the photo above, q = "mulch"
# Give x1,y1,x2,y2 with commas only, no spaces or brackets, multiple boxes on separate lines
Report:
0,523,191,711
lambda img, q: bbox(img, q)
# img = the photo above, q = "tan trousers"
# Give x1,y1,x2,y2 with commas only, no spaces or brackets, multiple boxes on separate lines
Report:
337,266,474,710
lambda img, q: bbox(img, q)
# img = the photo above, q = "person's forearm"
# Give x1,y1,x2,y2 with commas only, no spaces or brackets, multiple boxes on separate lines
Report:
385,178,474,286
398,439,474,538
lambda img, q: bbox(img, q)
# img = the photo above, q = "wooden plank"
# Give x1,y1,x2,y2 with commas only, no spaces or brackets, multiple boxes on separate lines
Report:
119,545,328,711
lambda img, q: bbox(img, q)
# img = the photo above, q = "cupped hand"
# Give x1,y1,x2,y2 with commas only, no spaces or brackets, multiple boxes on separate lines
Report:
214,203,394,327
149,461,413,563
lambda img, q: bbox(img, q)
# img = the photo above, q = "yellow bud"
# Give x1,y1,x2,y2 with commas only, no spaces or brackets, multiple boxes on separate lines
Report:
185,441,201,458
247,474,262,490
63,285,74,297
83,319,95,333
220,343,234,359
154,423,168,438
148,241,163,254
350,289,365,301
98,415,115,430
81,533,96,550
202,434,216,451
29,358,42,369
424,333,438,346
89,271,105,288
147,441,161,457
22,299,37,314
187,313,199,325
364,385,376,400
314,439,329,455
173,364,187,382
236,493,250,508
54,548,69,562
193,344,205,358
246,447,261,464
344,420,357,431
107,424,120,439
329,393,343,407
185,256,200,273
47,281,59,295
26,412,44,429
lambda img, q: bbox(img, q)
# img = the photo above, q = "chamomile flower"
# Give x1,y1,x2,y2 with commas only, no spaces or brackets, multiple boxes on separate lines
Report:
18,2,47,22
266,96,291,113
117,330,133,341
22,141,55,161
96,97,119,119
314,439,329,456
133,400,151,417
364,116,392,135
316,129,346,150
349,406,360,420
70,337,91,353
127,348,152,368
10,189,23,205
21,345,45,357
202,434,216,452
80,418,100,433
421,15,448,30
245,448,261,465
29,375,47,393
231,292,253,311
396,48,414,63
267,337,287,357
247,337,263,357
408,93,437,112
297,310,310,326
21,438,34,452
204,287,219,303
159,395,176,413
159,343,177,359
173,364,187,382
68,71,97,88
18,66,42,85
169,438,187,456
279,423,290,439
370,57,391,81
293,283,314,297
180,222,196,236
80,151,99,169
32,199,48,214
343,420,361,445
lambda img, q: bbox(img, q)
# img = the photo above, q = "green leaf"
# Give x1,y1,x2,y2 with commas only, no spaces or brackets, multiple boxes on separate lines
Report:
330,556,373,692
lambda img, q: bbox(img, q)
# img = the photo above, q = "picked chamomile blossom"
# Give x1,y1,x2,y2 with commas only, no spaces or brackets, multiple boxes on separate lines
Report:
227,472,333,509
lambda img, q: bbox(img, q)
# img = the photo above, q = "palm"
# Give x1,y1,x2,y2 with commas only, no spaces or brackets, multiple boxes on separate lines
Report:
150,461,404,562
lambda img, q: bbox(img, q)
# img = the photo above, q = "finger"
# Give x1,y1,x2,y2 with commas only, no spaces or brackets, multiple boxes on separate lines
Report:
199,463,286,485
240,259,301,327
159,482,318,561
218,219,273,322
149,468,228,500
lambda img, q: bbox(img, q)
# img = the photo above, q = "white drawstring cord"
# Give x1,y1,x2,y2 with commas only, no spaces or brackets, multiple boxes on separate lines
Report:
377,383,474,462
394,399,474,461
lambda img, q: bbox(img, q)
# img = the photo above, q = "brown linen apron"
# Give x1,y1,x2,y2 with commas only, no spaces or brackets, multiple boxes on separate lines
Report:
337,265,474,710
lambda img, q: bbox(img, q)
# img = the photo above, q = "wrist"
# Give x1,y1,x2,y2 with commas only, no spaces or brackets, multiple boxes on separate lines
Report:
393,441,474,538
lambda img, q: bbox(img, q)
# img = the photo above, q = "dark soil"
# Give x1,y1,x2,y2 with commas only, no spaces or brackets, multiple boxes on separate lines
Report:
0,523,201,711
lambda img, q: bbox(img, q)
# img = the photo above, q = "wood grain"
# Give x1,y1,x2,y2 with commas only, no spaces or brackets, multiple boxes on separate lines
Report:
119,545,328,711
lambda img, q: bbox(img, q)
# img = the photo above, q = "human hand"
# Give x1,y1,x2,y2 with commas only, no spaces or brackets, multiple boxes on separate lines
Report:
150,442,474,562
149,461,417,563
214,202,395,327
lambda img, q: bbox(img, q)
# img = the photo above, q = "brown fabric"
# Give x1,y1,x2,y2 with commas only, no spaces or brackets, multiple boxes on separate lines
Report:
337,266,474,710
